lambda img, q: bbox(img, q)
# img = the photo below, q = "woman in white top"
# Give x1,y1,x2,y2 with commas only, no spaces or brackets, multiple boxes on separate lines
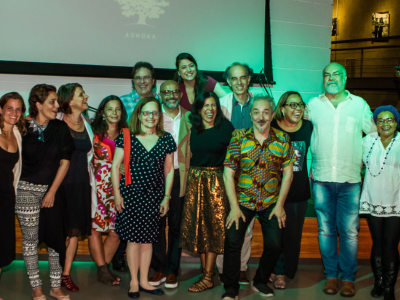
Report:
360,105,400,300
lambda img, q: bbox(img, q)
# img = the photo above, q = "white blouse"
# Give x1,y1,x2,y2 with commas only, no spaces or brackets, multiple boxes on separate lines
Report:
360,132,400,217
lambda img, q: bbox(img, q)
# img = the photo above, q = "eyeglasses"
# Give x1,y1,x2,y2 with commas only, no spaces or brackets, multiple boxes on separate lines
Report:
376,118,395,125
323,72,342,79
133,75,152,82
141,111,160,117
284,102,305,109
160,90,180,96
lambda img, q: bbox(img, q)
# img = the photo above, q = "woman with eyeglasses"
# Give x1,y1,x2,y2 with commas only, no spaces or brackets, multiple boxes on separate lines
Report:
16,84,73,300
269,91,313,289
57,83,95,292
360,105,400,300
111,97,176,298
173,53,226,112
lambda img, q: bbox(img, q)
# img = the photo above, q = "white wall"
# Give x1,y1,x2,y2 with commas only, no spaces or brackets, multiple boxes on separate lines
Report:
0,0,333,110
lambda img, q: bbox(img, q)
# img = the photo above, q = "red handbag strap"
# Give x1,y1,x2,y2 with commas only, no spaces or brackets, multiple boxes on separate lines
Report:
122,128,132,185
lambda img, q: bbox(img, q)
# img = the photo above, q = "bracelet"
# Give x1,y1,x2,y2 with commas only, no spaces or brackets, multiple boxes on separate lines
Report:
164,195,171,199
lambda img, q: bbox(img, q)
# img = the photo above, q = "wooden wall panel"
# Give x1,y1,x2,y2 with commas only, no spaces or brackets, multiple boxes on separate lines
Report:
15,214,393,260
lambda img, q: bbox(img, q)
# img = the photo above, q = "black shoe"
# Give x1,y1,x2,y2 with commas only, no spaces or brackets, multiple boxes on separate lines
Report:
128,288,140,299
371,256,384,298
251,282,274,297
382,261,398,300
139,285,164,295
112,254,129,272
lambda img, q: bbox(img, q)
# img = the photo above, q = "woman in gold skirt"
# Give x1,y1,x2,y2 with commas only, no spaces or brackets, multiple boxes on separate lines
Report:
179,91,234,292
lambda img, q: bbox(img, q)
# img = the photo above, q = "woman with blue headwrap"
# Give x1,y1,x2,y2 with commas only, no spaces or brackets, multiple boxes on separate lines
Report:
360,105,400,300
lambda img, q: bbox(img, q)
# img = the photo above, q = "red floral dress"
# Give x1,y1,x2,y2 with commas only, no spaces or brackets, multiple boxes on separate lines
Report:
92,134,116,232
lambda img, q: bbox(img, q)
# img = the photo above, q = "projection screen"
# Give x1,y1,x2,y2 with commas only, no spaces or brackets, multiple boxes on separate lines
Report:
0,0,272,82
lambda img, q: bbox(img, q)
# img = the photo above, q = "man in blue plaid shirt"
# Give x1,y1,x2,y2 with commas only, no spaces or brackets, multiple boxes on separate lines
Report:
120,61,159,121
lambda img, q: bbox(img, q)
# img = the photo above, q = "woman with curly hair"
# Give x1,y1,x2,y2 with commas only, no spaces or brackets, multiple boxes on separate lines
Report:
16,84,73,300
0,92,26,289
88,95,127,286
173,53,226,112
179,91,234,293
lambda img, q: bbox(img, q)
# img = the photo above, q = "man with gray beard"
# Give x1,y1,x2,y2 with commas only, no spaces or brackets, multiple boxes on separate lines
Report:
148,80,191,289
306,62,376,297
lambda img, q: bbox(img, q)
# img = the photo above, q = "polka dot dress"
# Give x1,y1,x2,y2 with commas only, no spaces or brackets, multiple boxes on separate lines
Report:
115,131,176,243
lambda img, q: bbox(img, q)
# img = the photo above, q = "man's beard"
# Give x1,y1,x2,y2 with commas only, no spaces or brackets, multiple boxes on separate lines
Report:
165,100,179,108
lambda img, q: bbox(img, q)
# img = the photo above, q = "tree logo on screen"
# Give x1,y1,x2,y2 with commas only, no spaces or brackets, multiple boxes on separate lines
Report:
114,0,169,26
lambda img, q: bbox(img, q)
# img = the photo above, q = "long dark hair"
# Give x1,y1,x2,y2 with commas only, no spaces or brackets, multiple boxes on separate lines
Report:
173,53,208,99
189,91,225,134
92,95,128,141
0,92,27,135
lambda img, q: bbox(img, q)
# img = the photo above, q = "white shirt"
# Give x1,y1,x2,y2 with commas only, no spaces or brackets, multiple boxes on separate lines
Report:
307,91,376,183
360,132,400,216
162,105,181,169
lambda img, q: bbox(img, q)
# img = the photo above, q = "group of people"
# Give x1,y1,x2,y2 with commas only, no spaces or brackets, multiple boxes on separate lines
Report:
0,53,398,300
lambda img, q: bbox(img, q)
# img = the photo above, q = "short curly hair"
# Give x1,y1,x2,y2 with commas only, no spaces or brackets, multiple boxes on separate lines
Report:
57,83,82,114
28,84,57,118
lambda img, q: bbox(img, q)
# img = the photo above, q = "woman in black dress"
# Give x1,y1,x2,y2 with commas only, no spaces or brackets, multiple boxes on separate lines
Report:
111,97,176,298
0,92,26,284
16,84,73,300
57,83,95,291
179,91,234,292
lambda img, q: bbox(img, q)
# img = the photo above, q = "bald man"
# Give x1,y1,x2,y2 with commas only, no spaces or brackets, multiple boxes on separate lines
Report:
306,62,376,297
148,80,191,289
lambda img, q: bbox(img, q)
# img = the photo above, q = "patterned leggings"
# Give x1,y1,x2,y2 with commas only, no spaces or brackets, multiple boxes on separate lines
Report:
16,181,63,289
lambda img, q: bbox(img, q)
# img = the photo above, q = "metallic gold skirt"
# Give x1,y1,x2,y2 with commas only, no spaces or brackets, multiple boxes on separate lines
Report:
179,166,228,254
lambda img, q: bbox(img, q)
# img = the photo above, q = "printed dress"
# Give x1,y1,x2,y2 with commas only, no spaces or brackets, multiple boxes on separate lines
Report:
115,131,176,243
92,134,117,232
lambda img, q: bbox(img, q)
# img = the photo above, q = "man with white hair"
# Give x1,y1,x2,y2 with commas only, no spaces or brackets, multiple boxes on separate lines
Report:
307,62,376,297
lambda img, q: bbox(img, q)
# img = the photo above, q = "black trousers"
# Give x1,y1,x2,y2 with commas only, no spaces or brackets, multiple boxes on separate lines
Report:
223,204,283,296
368,215,400,265
150,169,184,276
273,201,308,279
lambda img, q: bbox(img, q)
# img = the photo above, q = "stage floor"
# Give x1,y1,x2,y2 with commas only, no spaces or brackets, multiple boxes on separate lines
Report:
0,259,398,300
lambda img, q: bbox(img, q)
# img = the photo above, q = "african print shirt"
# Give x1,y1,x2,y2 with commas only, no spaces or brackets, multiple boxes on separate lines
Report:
224,127,296,211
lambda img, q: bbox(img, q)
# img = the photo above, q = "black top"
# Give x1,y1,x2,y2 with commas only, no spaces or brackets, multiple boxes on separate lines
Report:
271,119,313,203
0,146,19,195
62,128,92,185
190,118,234,167
21,119,73,185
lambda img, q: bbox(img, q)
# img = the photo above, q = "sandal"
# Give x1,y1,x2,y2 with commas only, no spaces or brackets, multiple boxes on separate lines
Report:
188,269,214,292
269,273,276,283
274,275,286,289
97,265,120,285
61,275,79,292
106,263,121,282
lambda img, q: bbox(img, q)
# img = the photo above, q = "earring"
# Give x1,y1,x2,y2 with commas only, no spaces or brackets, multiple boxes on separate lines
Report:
282,110,285,117
103,117,106,120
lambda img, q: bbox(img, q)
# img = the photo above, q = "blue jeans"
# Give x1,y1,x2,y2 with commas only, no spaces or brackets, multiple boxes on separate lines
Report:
312,180,361,282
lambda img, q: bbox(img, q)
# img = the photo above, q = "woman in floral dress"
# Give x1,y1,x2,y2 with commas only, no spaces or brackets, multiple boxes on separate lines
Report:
89,95,127,285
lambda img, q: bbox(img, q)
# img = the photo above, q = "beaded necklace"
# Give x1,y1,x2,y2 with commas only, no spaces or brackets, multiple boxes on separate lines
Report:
365,135,396,177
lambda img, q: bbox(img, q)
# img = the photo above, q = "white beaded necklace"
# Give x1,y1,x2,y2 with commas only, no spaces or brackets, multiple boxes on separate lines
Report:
365,134,396,177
